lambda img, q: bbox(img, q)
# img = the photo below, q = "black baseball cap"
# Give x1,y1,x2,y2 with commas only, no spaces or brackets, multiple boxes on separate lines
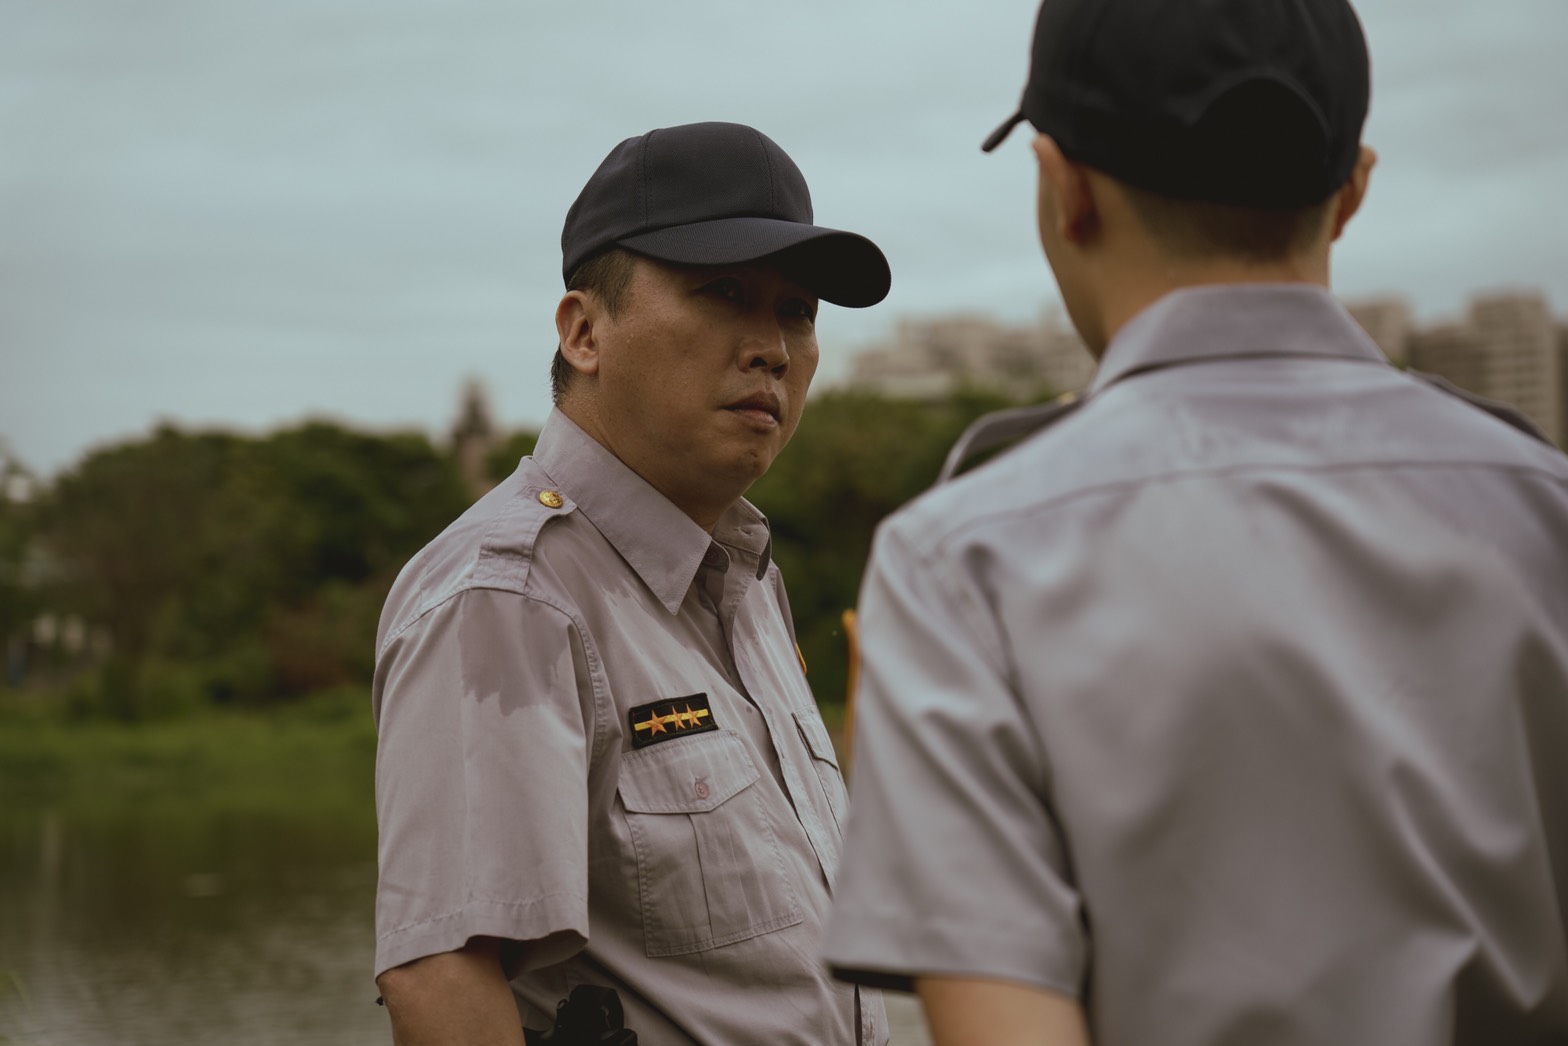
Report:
561,122,891,308
982,0,1371,209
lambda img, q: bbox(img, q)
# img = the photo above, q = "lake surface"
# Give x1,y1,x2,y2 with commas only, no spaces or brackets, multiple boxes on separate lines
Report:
0,799,929,1044
0,798,388,1045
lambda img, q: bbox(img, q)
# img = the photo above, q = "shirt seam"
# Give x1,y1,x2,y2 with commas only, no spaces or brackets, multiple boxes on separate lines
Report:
829,909,1084,1000
912,458,1568,564
379,577,529,654
382,582,611,768
378,480,563,654
377,890,589,941
875,525,1051,797
515,584,613,769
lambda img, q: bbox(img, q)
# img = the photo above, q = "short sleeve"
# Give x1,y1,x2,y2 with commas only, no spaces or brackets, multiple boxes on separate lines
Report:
824,522,1087,996
372,587,594,976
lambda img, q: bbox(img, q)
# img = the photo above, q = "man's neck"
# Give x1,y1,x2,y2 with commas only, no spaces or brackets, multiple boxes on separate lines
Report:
1092,255,1330,358
556,399,741,533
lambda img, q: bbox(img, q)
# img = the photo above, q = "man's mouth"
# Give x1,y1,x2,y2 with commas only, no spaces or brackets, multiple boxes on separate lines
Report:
724,395,781,424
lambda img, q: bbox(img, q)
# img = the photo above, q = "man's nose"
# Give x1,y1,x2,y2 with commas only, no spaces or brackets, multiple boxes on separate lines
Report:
741,318,789,375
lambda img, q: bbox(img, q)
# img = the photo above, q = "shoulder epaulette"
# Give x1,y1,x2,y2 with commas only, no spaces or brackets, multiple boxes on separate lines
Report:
937,392,1085,484
1412,371,1555,448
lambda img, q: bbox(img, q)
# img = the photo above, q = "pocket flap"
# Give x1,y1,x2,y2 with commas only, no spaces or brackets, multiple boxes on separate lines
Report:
618,731,761,814
793,711,841,769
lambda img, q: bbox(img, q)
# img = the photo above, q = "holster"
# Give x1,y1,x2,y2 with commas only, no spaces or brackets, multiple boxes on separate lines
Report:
524,985,637,1045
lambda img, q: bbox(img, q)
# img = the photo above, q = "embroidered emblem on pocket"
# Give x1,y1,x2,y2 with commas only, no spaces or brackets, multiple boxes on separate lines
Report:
628,694,718,749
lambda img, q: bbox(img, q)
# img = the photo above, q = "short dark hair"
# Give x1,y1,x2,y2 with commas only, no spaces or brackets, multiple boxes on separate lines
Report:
551,248,637,405
1120,184,1336,265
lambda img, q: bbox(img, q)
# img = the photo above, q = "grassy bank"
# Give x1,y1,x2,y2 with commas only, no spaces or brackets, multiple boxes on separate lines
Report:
0,688,376,812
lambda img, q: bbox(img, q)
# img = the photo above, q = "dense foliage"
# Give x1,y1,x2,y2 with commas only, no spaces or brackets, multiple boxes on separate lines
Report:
4,389,1045,719
19,423,471,718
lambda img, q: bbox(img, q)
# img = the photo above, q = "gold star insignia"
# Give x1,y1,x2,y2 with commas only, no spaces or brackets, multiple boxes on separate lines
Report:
627,694,717,749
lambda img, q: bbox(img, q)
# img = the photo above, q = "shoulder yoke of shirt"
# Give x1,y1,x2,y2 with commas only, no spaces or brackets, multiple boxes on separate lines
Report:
376,458,582,653
903,284,1568,558
939,393,1085,484
465,457,586,587
934,286,1381,486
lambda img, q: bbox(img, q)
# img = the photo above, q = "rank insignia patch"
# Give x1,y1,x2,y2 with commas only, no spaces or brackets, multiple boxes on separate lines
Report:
628,694,718,749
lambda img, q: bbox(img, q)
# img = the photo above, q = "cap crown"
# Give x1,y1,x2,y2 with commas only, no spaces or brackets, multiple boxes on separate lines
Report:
562,122,814,281
1010,0,1370,208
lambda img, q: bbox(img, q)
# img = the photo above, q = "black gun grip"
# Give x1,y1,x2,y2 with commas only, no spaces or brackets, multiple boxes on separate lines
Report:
526,985,637,1045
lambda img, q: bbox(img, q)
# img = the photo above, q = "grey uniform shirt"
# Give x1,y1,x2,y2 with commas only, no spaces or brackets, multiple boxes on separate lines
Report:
374,410,886,1046
825,285,1568,1045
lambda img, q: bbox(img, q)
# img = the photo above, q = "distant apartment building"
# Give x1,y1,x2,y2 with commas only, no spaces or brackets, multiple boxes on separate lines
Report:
1348,291,1567,447
846,292,1567,448
844,312,1097,400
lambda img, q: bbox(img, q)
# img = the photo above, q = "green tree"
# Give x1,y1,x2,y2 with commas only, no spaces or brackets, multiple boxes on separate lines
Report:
39,423,471,716
24,388,1062,720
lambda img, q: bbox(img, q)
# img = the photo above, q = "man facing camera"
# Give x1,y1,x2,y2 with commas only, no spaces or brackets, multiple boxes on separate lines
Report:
373,122,891,1045
825,2,1568,1044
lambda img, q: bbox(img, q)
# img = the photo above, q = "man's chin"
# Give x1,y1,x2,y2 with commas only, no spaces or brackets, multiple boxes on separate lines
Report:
708,449,777,492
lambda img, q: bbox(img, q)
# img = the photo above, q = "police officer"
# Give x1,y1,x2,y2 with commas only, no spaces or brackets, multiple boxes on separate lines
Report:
372,122,892,1045
824,2,1568,1044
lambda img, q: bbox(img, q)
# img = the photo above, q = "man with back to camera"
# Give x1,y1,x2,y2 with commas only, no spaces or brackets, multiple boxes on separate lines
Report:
371,121,892,1045
823,1,1568,1044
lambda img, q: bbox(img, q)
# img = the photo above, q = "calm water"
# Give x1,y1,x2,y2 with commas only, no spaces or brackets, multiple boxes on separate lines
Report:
0,800,929,1045
0,799,387,1045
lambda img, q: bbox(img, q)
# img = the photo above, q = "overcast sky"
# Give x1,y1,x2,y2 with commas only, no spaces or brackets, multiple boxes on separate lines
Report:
3,0,1566,477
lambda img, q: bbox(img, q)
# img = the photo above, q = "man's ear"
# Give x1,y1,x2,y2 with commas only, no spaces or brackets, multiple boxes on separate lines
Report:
1330,145,1377,242
1032,134,1099,245
554,290,602,378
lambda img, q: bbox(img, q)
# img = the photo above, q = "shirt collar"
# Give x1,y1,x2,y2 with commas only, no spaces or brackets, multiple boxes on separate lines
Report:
1089,284,1387,395
532,410,772,614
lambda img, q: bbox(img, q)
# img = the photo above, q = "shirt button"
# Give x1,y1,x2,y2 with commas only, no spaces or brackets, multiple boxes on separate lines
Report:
538,490,564,508
694,778,710,800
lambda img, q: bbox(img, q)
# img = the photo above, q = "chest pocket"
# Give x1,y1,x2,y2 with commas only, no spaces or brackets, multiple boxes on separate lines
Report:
794,711,850,837
617,730,803,957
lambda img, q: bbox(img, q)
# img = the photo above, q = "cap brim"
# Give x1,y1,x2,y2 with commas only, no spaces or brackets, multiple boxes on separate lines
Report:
617,217,891,308
981,111,1027,153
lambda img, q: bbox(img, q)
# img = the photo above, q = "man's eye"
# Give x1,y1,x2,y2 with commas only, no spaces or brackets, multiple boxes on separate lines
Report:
704,278,745,302
782,298,818,322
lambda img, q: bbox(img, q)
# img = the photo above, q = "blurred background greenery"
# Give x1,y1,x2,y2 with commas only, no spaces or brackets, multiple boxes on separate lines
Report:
0,386,1048,1043
0,387,1040,739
